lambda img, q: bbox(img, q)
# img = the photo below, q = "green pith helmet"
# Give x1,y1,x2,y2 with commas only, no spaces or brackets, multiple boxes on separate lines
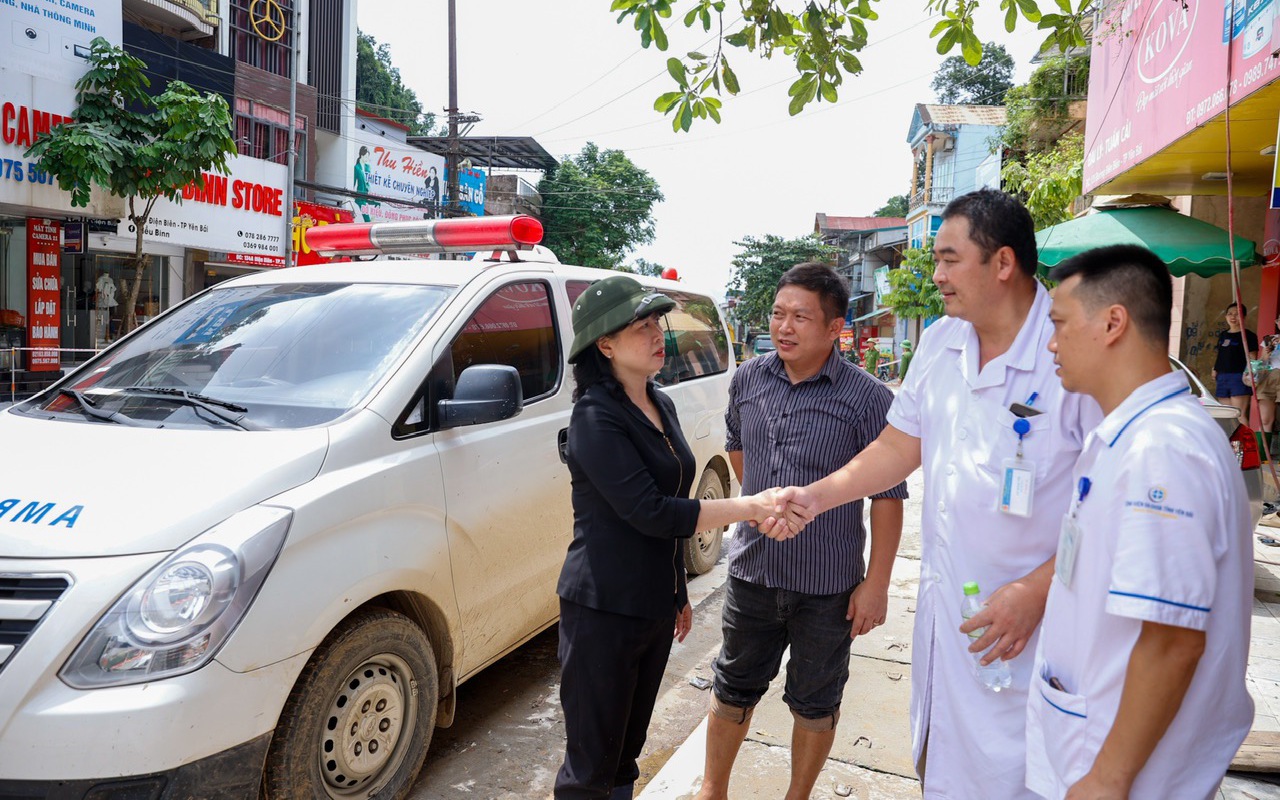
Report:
568,275,676,363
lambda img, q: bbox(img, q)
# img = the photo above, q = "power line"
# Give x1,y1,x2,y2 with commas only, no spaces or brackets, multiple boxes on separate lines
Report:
508,49,648,131
528,14,745,138
538,12,944,146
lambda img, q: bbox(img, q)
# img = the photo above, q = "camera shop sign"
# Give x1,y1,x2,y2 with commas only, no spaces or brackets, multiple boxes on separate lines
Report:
119,154,289,266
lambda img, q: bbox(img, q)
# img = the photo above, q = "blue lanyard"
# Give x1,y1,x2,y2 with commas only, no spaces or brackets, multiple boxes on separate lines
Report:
1078,385,1191,508
1106,387,1191,448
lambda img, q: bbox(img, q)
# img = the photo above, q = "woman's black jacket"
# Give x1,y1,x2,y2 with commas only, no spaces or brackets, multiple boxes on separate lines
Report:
557,379,700,620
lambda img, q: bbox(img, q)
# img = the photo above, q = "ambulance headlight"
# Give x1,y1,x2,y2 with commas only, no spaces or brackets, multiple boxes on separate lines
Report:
61,506,291,688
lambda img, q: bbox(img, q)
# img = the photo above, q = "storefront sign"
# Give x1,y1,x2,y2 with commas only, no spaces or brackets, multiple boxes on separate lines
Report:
120,153,289,264
293,201,354,265
1084,0,1280,193
874,266,891,305
26,218,60,371
352,131,446,224
220,252,286,268
0,1,121,81
0,0,122,216
62,221,84,253
444,167,488,217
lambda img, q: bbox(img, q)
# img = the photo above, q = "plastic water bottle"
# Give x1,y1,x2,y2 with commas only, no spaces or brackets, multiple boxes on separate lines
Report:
961,581,1012,692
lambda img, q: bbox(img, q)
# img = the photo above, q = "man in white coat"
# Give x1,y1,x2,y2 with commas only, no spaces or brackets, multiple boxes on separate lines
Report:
771,188,1099,798
1025,244,1252,799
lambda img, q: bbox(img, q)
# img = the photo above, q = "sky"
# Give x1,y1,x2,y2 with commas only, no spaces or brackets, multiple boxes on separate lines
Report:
357,1,1047,299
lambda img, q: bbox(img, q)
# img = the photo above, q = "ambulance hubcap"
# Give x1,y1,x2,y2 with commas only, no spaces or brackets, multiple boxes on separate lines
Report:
319,654,415,794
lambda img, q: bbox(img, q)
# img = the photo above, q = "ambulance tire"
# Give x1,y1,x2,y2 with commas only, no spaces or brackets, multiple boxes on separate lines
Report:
683,466,726,576
263,608,438,800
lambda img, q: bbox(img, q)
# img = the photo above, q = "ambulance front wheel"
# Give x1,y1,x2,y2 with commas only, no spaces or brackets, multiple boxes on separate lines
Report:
263,608,438,800
684,467,727,575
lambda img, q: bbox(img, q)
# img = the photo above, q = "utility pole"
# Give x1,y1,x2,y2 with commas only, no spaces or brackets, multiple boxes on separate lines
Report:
283,1,299,267
446,0,460,220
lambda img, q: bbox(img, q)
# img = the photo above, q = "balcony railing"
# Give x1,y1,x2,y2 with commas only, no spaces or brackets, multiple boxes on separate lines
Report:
909,186,954,209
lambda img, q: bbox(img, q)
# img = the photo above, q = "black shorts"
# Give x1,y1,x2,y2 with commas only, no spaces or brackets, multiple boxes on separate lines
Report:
711,576,854,721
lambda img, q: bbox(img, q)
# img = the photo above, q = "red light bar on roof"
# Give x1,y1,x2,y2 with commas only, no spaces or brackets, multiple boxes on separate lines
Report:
305,215,543,257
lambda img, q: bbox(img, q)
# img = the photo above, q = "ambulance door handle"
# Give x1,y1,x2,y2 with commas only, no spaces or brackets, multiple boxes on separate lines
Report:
557,428,569,464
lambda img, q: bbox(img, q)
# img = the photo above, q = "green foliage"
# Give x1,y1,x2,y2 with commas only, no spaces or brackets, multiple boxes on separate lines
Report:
1001,54,1090,155
538,143,664,269
932,42,1014,104
873,194,909,218
611,0,1096,129
995,53,1090,230
24,36,236,333
728,234,838,328
356,31,439,136
882,242,945,320
626,258,666,277
1001,132,1083,229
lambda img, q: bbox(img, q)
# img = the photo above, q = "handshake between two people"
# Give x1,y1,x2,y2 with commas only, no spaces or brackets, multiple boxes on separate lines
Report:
741,485,819,540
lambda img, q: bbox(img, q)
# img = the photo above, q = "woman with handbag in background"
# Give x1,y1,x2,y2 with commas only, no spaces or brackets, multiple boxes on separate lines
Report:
1214,302,1259,422
554,274,793,800
1256,312,1280,456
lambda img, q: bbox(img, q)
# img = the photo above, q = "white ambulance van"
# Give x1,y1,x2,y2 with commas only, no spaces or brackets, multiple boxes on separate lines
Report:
0,216,737,798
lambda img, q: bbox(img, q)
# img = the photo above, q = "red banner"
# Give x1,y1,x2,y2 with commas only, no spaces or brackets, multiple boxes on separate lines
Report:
293,201,355,266
26,218,60,372
223,252,286,268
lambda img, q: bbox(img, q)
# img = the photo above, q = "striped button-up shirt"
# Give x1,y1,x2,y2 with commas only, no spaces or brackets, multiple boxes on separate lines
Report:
725,348,908,594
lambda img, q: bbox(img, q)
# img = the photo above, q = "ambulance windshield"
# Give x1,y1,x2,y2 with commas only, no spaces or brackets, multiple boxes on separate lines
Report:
24,281,453,429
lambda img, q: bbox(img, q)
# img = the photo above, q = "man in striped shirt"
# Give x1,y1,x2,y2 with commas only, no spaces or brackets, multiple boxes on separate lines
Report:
695,263,907,800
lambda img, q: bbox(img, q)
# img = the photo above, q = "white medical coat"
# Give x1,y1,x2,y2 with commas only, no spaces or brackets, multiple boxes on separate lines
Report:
1026,371,1253,799
886,284,1099,799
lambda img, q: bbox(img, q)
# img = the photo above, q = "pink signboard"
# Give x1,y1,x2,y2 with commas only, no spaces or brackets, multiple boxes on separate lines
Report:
1083,0,1280,193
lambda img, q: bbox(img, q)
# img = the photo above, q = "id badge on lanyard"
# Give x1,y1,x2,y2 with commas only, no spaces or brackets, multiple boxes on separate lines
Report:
1055,477,1091,588
999,417,1035,517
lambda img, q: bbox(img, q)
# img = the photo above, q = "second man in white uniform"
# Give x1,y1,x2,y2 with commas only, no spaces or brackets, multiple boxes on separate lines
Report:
1026,244,1253,799
773,189,1100,798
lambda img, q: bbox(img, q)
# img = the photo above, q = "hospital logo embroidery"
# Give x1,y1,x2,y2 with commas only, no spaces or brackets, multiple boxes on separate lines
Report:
1126,486,1193,520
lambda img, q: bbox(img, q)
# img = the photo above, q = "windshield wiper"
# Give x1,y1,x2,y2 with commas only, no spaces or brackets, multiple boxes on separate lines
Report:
57,389,150,427
122,386,259,431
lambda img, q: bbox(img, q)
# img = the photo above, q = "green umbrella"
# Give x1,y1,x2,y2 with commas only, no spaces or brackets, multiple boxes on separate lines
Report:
1036,206,1261,278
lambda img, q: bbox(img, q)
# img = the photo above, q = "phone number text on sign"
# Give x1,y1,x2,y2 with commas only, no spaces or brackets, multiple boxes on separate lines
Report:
0,158,54,185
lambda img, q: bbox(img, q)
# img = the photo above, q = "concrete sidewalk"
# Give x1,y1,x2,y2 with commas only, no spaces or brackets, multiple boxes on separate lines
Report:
638,556,923,800
640,531,1280,800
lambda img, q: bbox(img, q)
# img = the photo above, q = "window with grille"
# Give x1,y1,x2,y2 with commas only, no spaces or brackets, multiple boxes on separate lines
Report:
229,0,295,76
234,98,307,173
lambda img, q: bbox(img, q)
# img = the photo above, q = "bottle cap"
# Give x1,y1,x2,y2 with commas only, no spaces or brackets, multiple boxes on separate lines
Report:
962,581,980,595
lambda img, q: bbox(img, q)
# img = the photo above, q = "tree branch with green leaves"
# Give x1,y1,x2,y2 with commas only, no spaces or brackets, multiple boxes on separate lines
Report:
611,0,1101,130
25,36,236,334
537,143,664,269
882,241,944,320
728,233,838,329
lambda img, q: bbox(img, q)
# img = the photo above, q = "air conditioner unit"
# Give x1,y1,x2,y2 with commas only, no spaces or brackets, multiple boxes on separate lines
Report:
942,139,955,152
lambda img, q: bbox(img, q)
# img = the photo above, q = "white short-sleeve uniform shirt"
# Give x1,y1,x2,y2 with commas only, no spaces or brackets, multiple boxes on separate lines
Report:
1026,371,1253,800
886,284,1100,799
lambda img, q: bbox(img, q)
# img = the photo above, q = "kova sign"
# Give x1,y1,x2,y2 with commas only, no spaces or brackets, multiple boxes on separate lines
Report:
1084,0,1280,193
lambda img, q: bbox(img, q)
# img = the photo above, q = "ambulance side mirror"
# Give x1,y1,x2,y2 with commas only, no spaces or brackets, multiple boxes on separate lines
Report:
437,364,523,429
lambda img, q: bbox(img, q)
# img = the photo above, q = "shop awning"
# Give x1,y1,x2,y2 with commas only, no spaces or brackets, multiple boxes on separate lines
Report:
850,307,892,323
1036,206,1261,278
